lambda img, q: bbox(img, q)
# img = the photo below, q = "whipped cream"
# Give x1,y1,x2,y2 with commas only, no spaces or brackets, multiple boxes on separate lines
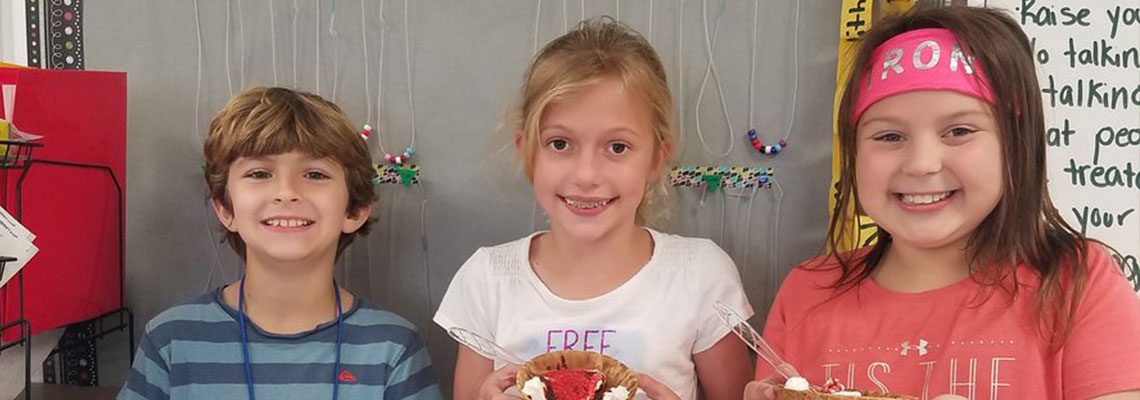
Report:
521,376,547,400
601,386,631,400
783,376,811,391
833,391,863,397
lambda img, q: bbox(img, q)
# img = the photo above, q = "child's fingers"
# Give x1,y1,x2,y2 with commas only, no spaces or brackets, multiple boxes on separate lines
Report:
637,373,680,400
492,364,521,390
761,373,784,384
744,380,777,400
479,364,522,400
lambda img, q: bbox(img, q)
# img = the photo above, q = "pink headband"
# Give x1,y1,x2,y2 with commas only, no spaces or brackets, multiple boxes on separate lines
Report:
854,28,995,121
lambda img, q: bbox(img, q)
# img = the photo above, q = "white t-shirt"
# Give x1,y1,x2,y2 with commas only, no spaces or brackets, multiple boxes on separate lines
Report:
434,228,754,400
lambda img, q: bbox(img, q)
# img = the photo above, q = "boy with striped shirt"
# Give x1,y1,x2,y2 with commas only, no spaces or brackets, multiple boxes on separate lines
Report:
119,87,442,400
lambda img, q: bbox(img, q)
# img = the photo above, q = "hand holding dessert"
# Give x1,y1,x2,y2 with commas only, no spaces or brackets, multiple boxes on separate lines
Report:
743,375,781,400
477,364,523,400
516,351,636,400
744,375,917,400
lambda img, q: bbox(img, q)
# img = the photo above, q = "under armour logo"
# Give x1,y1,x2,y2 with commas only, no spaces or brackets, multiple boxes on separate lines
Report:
900,339,928,356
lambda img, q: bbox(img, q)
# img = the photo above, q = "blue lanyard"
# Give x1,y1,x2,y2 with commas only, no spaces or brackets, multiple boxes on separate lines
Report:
238,277,344,400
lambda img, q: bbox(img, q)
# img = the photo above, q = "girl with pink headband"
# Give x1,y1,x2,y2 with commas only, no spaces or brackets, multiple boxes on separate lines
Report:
746,5,1140,399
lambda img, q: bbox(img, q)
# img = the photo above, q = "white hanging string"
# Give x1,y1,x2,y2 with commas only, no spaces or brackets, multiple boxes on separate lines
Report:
676,0,685,154
563,0,569,32
719,188,728,244
726,185,743,259
647,0,654,43
195,0,227,291
270,0,279,85
735,186,760,281
293,0,300,86
721,179,778,302
783,1,801,144
360,0,372,125
315,0,322,95
416,183,433,340
403,0,417,150
768,178,784,305
330,0,342,101
693,0,734,160
531,0,548,232
373,2,426,306
695,187,728,244
747,0,800,146
387,189,398,304
747,0,758,128
224,0,234,95
376,0,418,155
533,0,543,55
376,0,387,152
366,189,387,301
237,0,246,89
194,0,205,144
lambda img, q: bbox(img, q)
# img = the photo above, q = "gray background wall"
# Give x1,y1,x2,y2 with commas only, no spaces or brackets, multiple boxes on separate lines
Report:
80,0,838,392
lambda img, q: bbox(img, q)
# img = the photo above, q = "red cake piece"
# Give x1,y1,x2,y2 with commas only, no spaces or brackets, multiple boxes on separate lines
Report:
540,369,605,400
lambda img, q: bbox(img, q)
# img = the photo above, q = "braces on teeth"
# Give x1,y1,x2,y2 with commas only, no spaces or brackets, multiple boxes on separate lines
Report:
565,198,609,209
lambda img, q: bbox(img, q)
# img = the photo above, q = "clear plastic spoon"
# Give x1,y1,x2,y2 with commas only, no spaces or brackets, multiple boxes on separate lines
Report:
447,327,528,365
713,301,800,379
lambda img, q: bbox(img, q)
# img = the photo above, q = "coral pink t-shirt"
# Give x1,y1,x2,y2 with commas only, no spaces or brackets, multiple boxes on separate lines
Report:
757,245,1140,399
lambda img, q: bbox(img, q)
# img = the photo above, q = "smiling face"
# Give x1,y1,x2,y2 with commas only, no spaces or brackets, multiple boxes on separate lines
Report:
528,77,665,243
855,90,1004,251
213,151,370,267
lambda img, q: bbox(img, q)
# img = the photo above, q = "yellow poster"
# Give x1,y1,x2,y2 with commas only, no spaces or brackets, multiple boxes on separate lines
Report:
829,0,914,251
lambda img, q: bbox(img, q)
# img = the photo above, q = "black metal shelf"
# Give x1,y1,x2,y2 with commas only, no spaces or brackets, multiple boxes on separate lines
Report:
0,140,132,400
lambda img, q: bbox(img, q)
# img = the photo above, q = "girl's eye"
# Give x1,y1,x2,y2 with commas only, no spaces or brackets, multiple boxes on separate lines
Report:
874,132,903,143
305,171,331,180
948,127,976,137
547,139,569,151
609,142,630,155
245,170,271,179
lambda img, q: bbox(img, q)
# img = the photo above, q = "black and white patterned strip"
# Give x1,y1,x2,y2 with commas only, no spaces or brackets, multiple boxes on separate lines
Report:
46,0,83,70
24,0,42,67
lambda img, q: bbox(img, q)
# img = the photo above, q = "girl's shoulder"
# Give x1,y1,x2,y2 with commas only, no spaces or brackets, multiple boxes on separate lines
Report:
647,228,723,254
455,232,541,276
1078,240,1135,290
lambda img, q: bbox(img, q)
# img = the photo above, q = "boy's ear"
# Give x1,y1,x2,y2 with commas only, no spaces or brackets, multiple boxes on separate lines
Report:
342,204,373,234
211,198,238,232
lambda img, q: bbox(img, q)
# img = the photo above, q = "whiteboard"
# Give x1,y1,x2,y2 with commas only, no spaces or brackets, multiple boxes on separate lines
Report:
990,0,1140,294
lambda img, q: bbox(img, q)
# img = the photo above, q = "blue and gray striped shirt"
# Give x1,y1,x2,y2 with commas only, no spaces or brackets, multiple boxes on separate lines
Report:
118,289,442,400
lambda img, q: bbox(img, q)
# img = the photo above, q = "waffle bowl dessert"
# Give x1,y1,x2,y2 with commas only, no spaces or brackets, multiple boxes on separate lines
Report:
774,377,917,399
516,350,638,400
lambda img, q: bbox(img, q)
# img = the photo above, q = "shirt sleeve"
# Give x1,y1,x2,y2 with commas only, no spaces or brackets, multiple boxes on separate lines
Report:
117,324,171,400
1062,244,1140,399
433,249,497,344
384,328,444,400
693,241,755,354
